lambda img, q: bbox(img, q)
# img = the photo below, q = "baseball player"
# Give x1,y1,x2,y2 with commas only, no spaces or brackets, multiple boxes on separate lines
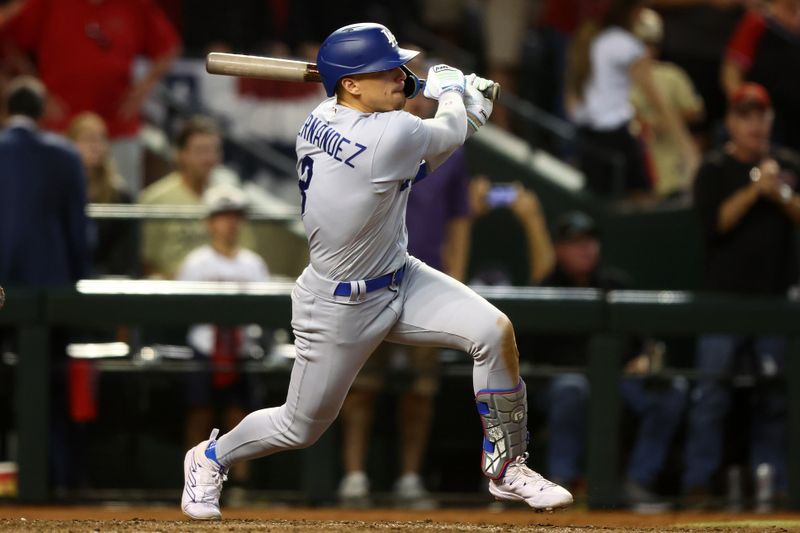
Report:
182,23,573,519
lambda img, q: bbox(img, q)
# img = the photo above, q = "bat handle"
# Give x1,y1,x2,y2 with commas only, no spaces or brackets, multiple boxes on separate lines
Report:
418,79,500,102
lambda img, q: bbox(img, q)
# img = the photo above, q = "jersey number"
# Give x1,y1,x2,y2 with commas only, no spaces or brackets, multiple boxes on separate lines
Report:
299,155,314,215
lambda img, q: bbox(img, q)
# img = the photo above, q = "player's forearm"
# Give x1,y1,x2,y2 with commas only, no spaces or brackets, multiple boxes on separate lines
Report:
423,92,467,171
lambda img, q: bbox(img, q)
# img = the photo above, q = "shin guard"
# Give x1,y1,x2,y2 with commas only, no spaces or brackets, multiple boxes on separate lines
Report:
475,380,528,479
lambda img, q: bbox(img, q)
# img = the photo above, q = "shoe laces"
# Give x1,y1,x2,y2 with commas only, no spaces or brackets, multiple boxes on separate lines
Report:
504,453,556,489
190,442,228,502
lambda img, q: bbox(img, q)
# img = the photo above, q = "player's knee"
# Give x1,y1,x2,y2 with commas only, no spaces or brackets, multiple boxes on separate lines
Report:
287,420,330,449
471,313,519,365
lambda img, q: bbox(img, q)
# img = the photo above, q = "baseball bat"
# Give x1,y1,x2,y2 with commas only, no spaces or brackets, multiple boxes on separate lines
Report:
206,52,500,102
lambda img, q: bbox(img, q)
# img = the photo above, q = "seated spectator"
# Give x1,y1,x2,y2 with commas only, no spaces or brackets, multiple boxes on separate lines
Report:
630,8,704,199
176,183,270,505
531,211,687,509
139,115,243,279
67,112,136,277
685,82,800,510
468,191,686,508
337,56,472,507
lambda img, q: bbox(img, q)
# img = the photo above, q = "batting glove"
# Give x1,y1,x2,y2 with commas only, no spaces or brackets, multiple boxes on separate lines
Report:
464,74,494,132
423,64,465,100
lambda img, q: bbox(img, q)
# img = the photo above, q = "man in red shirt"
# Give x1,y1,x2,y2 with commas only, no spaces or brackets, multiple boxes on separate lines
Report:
4,0,181,192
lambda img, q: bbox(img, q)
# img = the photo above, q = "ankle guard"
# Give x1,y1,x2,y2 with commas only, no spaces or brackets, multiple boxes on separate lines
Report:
475,380,528,479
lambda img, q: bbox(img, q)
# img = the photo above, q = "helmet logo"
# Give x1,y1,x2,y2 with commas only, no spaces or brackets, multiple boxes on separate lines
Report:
380,27,398,48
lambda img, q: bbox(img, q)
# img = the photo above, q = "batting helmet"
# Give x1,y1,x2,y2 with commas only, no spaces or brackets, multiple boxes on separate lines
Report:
317,23,420,97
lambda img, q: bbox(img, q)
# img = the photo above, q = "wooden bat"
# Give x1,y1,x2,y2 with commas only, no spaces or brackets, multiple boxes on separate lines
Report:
206,52,500,102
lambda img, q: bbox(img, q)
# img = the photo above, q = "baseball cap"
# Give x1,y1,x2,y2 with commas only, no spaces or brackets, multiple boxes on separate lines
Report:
730,82,772,113
553,211,598,242
203,184,248,217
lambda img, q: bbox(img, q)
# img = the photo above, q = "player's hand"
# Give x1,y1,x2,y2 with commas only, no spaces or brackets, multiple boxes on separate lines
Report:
423,64,465,100
464,74,494,131
466,73,495,94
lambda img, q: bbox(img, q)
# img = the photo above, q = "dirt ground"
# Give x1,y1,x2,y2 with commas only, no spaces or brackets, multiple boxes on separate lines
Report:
1,506,799,533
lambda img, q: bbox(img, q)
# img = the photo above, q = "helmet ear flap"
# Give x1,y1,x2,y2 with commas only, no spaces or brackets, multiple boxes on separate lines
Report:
401,65,422,99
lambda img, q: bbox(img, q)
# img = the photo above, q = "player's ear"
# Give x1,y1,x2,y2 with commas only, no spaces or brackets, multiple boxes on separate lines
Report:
339,77,361,97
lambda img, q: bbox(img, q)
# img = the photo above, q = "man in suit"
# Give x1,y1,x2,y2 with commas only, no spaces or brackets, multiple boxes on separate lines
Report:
0,76,89,286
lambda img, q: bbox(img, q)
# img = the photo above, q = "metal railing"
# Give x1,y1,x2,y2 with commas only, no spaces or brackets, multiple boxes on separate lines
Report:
2,282,799,508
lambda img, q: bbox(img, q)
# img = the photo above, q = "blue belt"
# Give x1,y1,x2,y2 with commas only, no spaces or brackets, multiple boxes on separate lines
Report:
334,266,406,297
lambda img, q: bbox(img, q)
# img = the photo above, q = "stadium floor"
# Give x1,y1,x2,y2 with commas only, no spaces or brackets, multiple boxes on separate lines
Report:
1,506,800,532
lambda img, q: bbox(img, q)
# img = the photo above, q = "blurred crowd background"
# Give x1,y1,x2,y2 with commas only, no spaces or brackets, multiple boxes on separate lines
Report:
1,0,799,515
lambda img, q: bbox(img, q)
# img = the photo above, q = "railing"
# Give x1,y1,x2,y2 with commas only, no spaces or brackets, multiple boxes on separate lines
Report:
2,283,799,508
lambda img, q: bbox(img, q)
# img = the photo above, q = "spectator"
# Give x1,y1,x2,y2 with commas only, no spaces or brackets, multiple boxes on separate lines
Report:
649,0,745,145
3,0,181,192
531,0,600,121
481,0,535,129
0,75,89,491
468,177,554,285
66,111,137,277
722,0,800,151
0,75,88,286
468,192,686,508
566,0,687,200
139,115,238,279
685,82,800,509
630,8,704,199
337,58,473,506
530,211,686,508
176,183,270,506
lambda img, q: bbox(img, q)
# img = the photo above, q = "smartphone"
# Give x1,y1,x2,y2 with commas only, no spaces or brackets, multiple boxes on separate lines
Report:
486,183,517,208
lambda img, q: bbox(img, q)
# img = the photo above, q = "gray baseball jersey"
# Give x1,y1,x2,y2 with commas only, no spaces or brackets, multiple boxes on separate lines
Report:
296,97,430,281
213,95,519,467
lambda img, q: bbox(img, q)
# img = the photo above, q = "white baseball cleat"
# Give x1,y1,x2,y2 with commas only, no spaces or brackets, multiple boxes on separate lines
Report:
181,428,227,520
488,453,573,511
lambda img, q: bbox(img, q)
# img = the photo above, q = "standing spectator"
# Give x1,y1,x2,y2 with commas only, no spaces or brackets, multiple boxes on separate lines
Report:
565,0,661,199
481,0,535,129
3,0,181,192
533,0,600,121
139,115,234,279
685,82,800,508
649,0,744,146
67,111,136,277
337,66,473,507
0,75,89,491
176,183,270,506
722,0,800,151
630,8,704,199
0,76,88,285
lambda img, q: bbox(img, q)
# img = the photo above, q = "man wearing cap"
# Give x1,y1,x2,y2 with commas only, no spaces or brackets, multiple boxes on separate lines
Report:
176,183,270,506
685,82,800,508
527,210,687,509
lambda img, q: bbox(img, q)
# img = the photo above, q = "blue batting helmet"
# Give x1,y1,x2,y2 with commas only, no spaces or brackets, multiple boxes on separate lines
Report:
317,23,420,97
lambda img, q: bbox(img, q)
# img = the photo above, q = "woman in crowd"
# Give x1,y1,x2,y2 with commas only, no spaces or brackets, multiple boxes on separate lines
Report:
67,112,136,277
